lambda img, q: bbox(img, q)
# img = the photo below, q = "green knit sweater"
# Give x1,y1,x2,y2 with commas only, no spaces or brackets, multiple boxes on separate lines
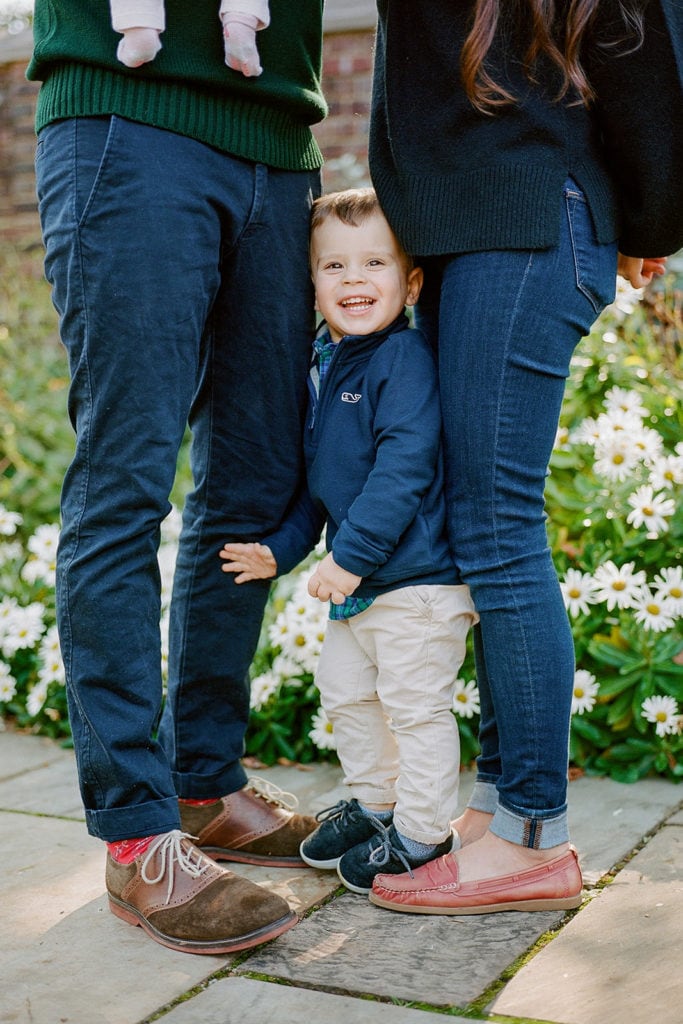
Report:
27,0,327,171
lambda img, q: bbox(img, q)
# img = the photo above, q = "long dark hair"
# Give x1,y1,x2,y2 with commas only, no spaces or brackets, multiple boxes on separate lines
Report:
462,0,646,113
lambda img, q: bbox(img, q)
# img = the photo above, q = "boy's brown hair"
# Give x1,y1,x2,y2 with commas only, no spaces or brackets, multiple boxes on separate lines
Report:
310,188,414,269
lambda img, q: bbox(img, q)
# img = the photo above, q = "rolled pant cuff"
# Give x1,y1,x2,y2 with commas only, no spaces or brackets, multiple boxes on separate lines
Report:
467,779,499,815
350,786,397,809
393,815,453,846
491,802,570,849
85,795,181,842
171,761,248,802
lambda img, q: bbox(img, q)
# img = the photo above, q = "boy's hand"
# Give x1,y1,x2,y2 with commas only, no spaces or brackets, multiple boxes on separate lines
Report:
221,14,263,76
617,254,667,288
308,553,362,605
220,542,276,582
117,27,162,67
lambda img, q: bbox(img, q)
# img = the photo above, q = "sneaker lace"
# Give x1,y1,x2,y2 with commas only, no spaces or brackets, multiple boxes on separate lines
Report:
140,830,210,906
368,822,414,877
314,799,361,833
246,776,299,811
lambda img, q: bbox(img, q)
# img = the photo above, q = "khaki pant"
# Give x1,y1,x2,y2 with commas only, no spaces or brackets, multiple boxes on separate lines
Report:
316,585,478,845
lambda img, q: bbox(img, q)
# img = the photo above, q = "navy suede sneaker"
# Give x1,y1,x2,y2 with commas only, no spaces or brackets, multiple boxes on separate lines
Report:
300,798,391,869
337,822,454,895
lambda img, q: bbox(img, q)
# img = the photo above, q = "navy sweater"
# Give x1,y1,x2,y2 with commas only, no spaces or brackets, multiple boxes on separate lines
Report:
370,0,683,259
266,315,458,597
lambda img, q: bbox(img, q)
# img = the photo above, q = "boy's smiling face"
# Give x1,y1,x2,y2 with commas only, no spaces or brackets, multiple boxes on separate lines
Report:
310,211,423,343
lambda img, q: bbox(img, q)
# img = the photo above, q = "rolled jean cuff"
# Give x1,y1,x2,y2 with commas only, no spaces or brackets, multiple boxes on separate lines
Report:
467,779,499,815
85,795,181,842
351,786,398,808
491,802,570,849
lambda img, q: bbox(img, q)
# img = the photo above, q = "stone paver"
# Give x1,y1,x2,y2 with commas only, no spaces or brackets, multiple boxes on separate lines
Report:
489,819,683,1024
240,887,566,1009
161,976,472,1024
1,728,681,1024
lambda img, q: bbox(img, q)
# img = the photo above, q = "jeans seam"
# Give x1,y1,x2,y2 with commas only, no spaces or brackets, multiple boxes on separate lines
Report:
488,252,541,811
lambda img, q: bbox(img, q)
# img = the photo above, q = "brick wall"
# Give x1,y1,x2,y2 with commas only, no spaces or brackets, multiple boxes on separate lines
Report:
0,23,375,245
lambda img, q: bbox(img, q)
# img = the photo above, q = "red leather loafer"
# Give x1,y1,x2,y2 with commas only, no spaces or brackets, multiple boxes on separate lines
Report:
369,845,583,915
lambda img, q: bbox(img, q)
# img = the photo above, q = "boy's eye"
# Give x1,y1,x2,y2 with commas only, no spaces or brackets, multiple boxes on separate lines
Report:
324,261,343,271
367,259,385,267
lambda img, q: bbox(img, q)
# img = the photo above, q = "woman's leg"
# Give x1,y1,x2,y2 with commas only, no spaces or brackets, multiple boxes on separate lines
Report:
424,183,617,864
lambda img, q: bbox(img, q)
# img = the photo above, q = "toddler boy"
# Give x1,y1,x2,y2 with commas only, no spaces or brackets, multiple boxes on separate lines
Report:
221,188,478,894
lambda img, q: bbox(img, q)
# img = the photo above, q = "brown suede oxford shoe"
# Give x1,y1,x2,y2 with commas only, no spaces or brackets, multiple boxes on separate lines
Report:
179,779,318,867
106,830,297,954
369,845,583,915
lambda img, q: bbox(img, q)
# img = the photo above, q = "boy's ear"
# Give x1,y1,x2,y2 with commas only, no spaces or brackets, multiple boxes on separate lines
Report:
405,266,424,307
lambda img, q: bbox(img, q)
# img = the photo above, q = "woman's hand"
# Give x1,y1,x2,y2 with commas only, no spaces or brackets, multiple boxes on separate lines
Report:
617,254,667,288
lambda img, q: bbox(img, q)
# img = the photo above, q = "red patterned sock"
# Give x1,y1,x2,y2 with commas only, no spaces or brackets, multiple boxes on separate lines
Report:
178,798,220,806
107,835,157,865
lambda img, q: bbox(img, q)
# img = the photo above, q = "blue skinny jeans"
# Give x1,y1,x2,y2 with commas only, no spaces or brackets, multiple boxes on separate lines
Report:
35,115,320,841
415,180,617,848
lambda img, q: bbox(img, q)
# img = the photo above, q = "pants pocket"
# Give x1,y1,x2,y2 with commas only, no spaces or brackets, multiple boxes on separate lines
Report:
564,183,617,315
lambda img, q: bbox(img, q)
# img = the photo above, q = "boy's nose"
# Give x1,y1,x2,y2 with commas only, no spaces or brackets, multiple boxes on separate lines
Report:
343,265,366,284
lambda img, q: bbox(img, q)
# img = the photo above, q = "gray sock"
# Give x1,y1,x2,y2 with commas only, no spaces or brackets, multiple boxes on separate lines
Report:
358,803,393,822
396,830,439,858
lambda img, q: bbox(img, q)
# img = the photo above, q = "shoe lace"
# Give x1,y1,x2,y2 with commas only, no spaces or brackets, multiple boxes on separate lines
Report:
140,830,210,906
314,799,360,833
368,822,414,877
246,776,299,811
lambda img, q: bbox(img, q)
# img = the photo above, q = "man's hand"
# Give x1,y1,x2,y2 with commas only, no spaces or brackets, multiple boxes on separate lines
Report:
220,542,276,582
308,553,362,605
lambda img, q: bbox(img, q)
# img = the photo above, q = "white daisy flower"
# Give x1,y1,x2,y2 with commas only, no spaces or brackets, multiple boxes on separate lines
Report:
38,626,65,685
593,435,640,482
160,505,183,544
0,662,17,702
626,485,675,535
652,567,683,617
649,453,683,491
554,425,570,450
157,542,177,611
249,671,280,711
309,706,336,751
631,426,664,464
452,678,480,719
571,669,600,715
592,560,646,610
570,416,600,446
26,678,49,718
0,506,22,536
595,407,645,440
1,602,46,657
560,568,598,617
641,694,680,737
272,653,306,682
0,541,22,567
27,523,60,562
603,386,648,419
632,589,677,633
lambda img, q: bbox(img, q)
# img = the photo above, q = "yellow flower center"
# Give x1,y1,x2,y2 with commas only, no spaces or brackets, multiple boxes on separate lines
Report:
612,453,625,464
646,603,661,616
670,586,682,598
569,587,581,598
612,580,626,591
294,634,306,646
456,693,467,704
656,711,667,723
642,506,654,516
574,687,585,698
